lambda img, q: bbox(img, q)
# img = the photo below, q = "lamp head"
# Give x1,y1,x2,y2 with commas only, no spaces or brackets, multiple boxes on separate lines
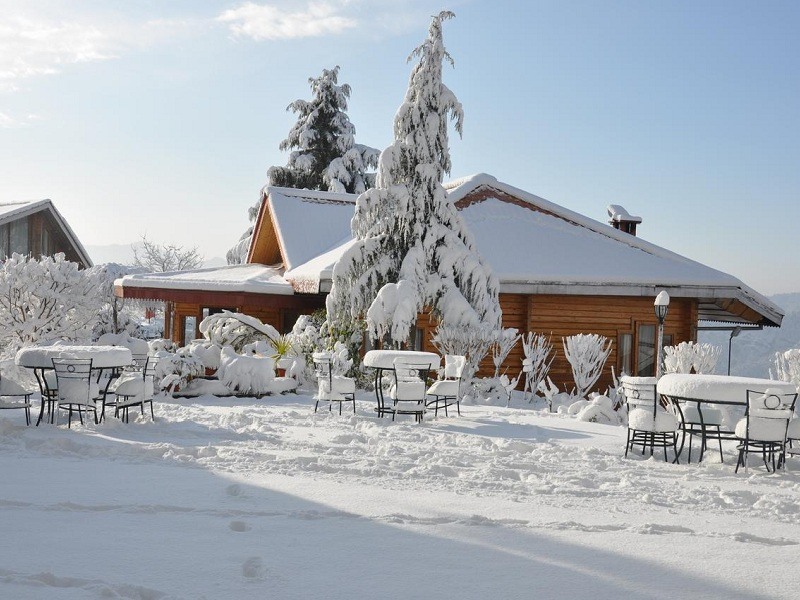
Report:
654,290,670,321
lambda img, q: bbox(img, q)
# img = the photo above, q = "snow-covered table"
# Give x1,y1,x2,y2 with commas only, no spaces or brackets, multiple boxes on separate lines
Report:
657,374,797,463
16,345,133,425
362,350,441,418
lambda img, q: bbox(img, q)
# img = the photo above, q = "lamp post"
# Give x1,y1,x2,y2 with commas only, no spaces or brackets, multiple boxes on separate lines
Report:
654,291,670,378
727,326,742,375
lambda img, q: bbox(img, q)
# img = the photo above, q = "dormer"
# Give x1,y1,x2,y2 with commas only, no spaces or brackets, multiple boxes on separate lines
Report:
607,204,642,236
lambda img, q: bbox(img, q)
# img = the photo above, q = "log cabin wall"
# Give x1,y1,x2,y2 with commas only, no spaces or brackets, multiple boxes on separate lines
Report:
415,293,697,396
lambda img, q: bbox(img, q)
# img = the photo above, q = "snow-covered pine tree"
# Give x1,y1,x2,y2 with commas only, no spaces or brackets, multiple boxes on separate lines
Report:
227,66,379,264
327,11,501,346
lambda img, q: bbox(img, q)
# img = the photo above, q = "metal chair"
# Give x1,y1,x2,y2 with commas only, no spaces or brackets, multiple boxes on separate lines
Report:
735,389,798,473
109,357,159,423
680,403,725,463
425,354,466,417
312,354,356,415
0,374,34,425
52,358,98,428
622,376,681,462
390,359,432,423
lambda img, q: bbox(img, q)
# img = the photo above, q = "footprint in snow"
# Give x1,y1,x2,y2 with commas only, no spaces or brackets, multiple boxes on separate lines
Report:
226,484,242,497
242,557,266,579
229,520,250,532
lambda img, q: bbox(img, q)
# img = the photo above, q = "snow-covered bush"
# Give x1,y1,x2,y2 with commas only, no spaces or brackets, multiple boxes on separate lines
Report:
88,263,146,338
187,340,222,371
198,311,279,353
154,348,204,394
464,374,520,406
491,328,520,378
326,11,501,346
148,338,178,354
575,394,621,425
217,346,278,397
774,349,800,388
521,332,554,404
562,334,613,400
0,253,102,360
431,322,495,382
663,341,721,375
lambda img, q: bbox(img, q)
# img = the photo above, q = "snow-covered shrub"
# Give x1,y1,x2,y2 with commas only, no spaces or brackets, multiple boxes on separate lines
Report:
491,328,520,378
198,311,279,353
154,348,204,394
188,340,222,371
431,322,495,382
149,338,177,354
217,346,277,397
0,253,103,360
774,349,800,388
663,341,721,375
576,394,621,424
464,374,519,406
89,262,146,338
326,11,501,347
521,332,555,404
692,343,721,374
562,334,613,400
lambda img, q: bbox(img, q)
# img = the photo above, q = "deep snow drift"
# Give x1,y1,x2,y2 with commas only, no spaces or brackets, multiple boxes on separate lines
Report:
2,390,800,599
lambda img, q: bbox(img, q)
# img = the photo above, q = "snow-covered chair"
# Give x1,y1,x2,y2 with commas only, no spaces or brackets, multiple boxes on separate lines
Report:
108,357,159,423
312,352,355,415
622,376,680,462
52,358,98,428
0,374,34,426
734,389,798,473
390,358,432,423
680,404,725,463
425,354,466,417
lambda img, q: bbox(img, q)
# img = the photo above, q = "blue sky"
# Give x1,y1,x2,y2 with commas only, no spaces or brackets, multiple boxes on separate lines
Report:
1,1,799,294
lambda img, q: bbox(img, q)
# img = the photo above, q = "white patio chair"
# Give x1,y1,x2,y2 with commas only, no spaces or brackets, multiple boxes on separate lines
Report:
425,354,466,417
312,353,355,415
622,376,680,462
108,357,159,423
52,358,98,428
0,374,34,426
734,389,798,473
390,359,432,423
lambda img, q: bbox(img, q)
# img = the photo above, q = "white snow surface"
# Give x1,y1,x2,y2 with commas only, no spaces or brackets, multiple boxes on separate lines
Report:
116,264,293,295
3,389,800,599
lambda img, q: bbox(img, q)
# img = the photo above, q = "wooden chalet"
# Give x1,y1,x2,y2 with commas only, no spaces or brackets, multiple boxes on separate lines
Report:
0,200,92,268
115,176,782,392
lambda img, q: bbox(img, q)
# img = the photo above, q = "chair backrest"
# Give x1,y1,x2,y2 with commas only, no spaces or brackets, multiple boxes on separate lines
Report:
131,354,149,370
744,389,798,441
52,358,94,406
443,355,467,380
621,379,658,411
312,355,334,385
143,357,159,399
392,359,431,400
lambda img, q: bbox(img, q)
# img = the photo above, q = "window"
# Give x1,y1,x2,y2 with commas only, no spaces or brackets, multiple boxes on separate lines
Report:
618,333,633,376
0,224,8,258
637,324,656,376
9,218,28,255
182,316,197,346
408,327,424,351
40,227,51,256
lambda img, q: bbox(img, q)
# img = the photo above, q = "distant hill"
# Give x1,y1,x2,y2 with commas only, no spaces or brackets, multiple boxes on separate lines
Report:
86,243,225,270
699,293,800,378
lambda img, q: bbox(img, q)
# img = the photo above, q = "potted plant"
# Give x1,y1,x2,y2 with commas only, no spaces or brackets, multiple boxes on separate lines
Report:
270,334,295,377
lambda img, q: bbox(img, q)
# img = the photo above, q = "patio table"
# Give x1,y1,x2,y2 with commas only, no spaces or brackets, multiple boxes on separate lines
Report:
16,344,133,425
362,350,440,417
656,373,797,462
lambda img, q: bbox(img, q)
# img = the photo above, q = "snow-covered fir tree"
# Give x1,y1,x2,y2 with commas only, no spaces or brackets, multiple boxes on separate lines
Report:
227,66,378,264
326,11,501,345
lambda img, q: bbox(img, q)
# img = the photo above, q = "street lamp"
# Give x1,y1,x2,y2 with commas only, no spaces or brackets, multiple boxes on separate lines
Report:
727,326,742,375
654,291,670,378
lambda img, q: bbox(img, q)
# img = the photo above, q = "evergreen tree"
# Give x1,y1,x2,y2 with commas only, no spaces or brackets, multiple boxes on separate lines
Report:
227,66,378,264
326,11,501,345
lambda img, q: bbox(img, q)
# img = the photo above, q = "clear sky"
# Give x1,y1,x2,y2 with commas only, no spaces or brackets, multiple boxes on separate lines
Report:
1,1,799,294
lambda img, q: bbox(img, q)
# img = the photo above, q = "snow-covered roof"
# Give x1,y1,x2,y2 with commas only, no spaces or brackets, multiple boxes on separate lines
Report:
116,263,293,295
0,199,92,267
271,174,782,326
264,187,357,271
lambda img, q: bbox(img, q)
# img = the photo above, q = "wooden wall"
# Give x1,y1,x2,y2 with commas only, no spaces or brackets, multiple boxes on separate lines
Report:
416,293,697,395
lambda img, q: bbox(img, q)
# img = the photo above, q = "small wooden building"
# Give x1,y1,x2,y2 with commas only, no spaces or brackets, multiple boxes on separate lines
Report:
115,176,782,392
0,200,92,267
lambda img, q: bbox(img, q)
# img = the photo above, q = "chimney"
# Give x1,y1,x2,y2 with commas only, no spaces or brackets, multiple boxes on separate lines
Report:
607,204,642,236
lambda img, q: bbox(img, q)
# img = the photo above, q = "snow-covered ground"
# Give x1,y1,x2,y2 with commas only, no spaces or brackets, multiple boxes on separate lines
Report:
2,390,800,599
